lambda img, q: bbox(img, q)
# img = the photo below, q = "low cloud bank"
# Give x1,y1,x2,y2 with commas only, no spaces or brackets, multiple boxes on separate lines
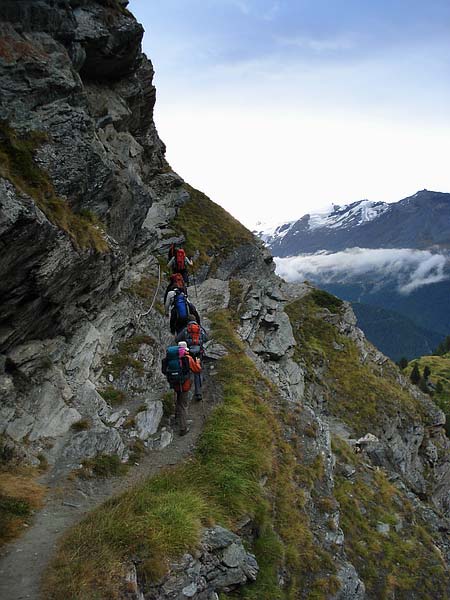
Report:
275,247,450,294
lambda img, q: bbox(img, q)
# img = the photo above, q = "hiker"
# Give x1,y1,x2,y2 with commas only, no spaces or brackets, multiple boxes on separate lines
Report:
167,246,193,285
167,242,177,262
169,290,201,335
175,315,208,400
163,272,187,305
162,341,201,435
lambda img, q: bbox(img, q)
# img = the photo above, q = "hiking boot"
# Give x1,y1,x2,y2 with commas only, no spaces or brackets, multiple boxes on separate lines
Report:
179,426,190,436
194,393,203,402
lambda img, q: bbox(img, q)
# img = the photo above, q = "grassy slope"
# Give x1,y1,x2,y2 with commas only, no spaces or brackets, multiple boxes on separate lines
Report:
43,309,338,600
0,122,109,252
285,289,423,435
405,353,450,435
286,290,449,598
171,184,254,269
333,438,449,599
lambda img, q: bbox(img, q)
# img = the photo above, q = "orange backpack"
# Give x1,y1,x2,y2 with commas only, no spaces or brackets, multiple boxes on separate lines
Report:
187,322,201,346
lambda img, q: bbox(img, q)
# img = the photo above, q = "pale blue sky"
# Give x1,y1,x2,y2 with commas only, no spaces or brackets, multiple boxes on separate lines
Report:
129,0,450,227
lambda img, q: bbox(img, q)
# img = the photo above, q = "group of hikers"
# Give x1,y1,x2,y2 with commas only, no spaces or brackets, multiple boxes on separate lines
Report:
161,243,207,436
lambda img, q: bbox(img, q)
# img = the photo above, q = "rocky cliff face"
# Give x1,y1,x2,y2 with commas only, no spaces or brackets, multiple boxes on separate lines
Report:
0,2,449,599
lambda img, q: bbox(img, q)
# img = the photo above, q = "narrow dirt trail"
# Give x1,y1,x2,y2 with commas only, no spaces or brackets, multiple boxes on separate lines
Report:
0,391,214,600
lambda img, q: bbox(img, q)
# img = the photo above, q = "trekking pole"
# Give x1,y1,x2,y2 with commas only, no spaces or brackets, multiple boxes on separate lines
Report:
138,263,161,321
192,267,198,300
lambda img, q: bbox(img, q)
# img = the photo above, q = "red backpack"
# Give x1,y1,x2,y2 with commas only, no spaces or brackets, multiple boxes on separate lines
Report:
176,248,186,272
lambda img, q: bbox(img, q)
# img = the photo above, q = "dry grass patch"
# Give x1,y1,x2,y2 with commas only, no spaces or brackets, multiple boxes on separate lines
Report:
0,471,46,547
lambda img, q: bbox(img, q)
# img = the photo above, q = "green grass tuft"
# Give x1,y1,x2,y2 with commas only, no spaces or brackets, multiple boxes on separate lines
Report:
309,289,344,312
71,418,92,432
78,455,128,479
99,386,127,407
0,470,45,547
102,336,154,380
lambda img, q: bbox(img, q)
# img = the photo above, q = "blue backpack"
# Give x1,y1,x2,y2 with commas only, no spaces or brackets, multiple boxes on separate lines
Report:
162,346,190,387
174,291,188,321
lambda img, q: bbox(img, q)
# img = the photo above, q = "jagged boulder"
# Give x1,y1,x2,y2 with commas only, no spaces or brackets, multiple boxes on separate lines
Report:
139,526,258,600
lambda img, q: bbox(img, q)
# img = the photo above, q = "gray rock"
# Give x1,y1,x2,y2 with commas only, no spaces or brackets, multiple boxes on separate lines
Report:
331,562,365,600
182,582,198,597
222,542,247,568
159,428,173,449
135,401,163,440
203,526,240,551
376,522,390,535
143,526,258,599
62,428,126,462
203,341,228,360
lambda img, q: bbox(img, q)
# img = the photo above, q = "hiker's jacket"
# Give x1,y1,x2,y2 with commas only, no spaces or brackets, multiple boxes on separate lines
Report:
173,354,201,392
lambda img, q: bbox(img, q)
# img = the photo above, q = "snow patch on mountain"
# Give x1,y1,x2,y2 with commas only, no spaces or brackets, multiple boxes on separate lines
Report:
308,200,390,231
275,247,450,294
254,219,296,244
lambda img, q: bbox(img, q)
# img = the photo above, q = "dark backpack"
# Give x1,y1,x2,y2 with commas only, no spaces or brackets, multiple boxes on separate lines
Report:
174,290,188,321
176,248,186,272
162,346,190,387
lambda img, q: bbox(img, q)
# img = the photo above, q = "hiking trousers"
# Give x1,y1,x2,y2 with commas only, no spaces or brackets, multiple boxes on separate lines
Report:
175,390,189,432
193,373,202,396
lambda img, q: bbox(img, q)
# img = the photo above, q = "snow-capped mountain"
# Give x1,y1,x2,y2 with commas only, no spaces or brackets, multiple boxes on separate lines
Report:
257,190,450,360
263,190,450,257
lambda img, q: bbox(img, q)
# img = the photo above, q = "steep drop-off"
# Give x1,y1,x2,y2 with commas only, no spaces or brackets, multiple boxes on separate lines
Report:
0,2,449,599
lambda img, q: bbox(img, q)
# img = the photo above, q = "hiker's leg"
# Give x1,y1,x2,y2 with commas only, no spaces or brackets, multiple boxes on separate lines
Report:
174,391,181,425
194,372,201,395
177,390,189,432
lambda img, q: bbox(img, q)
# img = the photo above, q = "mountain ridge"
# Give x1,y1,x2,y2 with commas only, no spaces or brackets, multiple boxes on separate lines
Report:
262,190,450,256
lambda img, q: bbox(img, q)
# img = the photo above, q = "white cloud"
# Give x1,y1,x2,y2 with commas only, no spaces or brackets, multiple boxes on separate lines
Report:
156,101,450,228
274,248,450,294
275,34,355,52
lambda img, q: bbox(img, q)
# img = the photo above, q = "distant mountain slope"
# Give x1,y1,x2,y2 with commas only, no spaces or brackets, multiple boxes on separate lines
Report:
321,278,450,340
264,190,450,256
351,302,443,361
405,352,450,435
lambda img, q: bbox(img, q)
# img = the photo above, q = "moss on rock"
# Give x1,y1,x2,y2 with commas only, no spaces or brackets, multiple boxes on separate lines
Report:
0,122,109,252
